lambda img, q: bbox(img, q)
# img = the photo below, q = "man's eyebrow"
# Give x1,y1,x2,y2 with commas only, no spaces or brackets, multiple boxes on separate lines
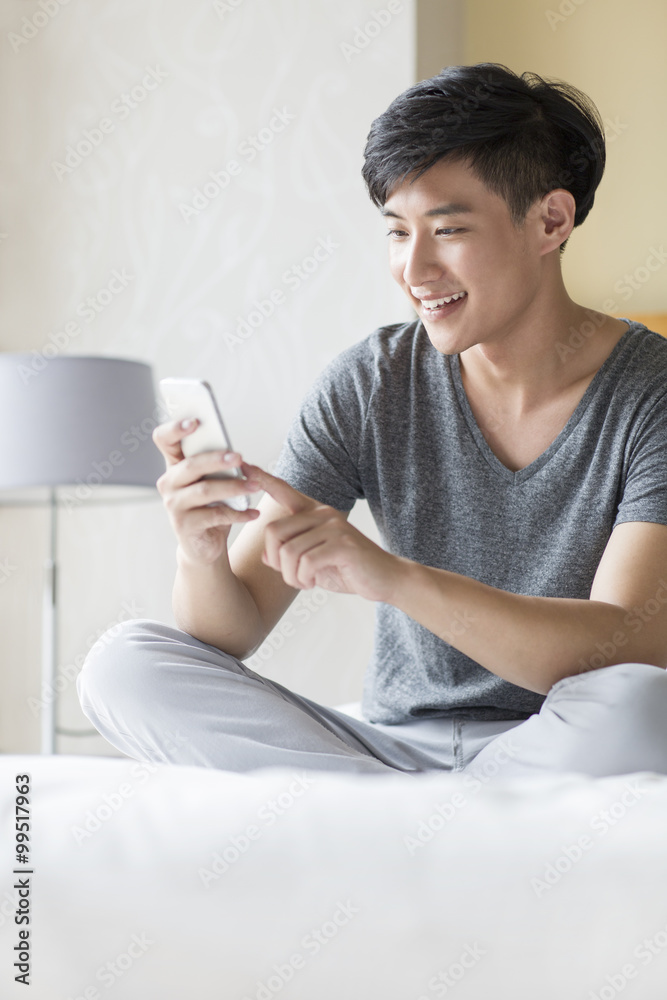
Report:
380,203,473,219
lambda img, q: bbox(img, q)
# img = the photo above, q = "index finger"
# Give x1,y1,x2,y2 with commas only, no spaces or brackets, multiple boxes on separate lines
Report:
152,417,199,466
240,463,318,515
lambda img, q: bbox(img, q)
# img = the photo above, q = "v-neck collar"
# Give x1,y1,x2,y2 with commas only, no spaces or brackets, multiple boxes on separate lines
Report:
448,320,636,484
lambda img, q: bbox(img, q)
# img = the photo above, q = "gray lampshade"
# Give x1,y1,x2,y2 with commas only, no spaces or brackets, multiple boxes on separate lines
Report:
0,354,164,490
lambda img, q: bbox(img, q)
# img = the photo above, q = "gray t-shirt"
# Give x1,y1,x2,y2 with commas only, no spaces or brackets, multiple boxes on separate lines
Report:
272,318,667,723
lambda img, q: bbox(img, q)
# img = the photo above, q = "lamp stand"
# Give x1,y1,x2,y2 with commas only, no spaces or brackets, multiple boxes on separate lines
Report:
40,487,57,754
0,487,160,754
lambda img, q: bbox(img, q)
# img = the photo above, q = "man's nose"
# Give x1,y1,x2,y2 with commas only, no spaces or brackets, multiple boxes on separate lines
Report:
400,235,444,288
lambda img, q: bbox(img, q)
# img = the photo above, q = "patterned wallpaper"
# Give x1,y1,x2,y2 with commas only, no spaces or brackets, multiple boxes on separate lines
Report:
0,0,427,753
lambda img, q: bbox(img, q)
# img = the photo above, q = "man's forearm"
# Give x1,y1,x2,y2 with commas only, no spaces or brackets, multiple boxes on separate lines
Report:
172,546,264,660
385,557,659,695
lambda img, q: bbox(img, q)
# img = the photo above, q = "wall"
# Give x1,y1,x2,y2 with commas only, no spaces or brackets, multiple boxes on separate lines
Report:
6,0,659,758
0,0,425,754
465,0,667,313
416,0,465,80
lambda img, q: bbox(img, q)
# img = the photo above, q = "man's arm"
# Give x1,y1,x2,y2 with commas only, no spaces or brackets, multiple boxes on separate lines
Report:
226,492,351,658
242,468,667,696
172,490,301,659
173,486,353,660
382,521,667,695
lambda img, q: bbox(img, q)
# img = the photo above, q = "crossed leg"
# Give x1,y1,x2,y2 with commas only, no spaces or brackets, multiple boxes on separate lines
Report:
77,620,667,781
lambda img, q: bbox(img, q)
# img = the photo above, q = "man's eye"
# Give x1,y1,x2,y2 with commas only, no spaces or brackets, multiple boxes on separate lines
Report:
385,228,462,239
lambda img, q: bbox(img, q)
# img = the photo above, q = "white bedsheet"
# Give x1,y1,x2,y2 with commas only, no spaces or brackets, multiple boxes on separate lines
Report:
1,754,666,999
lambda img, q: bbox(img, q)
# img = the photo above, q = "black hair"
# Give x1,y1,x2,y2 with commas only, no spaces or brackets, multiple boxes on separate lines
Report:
361,63,606,255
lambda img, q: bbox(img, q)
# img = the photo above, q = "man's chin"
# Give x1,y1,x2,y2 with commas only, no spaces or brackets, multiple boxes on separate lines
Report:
419,317,476,356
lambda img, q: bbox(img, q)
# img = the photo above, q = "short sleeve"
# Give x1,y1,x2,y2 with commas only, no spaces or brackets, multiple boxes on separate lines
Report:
614,391,667,528
272,342,376,512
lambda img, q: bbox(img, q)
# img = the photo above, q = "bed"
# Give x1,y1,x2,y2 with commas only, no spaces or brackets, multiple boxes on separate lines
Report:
1,752,667,999
3,312,666,998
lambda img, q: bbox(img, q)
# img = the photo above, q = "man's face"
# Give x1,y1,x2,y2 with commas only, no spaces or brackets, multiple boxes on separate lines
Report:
382,155,544,355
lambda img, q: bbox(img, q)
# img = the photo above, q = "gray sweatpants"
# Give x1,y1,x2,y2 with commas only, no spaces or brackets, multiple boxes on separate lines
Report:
76,619,667,780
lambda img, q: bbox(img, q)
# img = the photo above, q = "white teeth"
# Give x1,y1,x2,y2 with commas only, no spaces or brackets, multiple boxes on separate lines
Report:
422,291,467,309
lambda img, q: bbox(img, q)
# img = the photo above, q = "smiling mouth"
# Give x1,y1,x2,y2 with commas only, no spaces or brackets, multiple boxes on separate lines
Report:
419,291,467,313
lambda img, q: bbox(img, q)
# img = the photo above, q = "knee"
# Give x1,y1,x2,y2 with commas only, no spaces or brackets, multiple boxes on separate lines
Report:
541,662,667,776
550,661,667,709
76,618,167,708
606,662,667,711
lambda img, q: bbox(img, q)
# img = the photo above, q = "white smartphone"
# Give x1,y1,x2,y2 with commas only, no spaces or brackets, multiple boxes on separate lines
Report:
158,378,250,511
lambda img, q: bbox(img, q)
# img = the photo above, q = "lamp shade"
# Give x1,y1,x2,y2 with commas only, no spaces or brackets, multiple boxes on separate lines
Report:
0,354,165,490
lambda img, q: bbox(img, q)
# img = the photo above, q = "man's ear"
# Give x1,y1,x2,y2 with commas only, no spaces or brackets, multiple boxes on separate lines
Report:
536,188,576,254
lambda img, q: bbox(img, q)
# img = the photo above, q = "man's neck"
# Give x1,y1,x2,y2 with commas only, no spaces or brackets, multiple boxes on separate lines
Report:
458,284,628,415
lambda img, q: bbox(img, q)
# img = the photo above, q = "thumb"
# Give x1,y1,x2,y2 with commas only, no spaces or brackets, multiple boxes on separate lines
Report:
241,463,317,515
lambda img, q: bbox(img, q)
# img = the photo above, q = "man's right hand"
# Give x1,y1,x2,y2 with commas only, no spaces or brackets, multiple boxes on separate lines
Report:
152,418,261,566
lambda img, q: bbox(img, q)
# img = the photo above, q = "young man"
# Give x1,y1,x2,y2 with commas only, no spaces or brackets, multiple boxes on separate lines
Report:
78,63,667,779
